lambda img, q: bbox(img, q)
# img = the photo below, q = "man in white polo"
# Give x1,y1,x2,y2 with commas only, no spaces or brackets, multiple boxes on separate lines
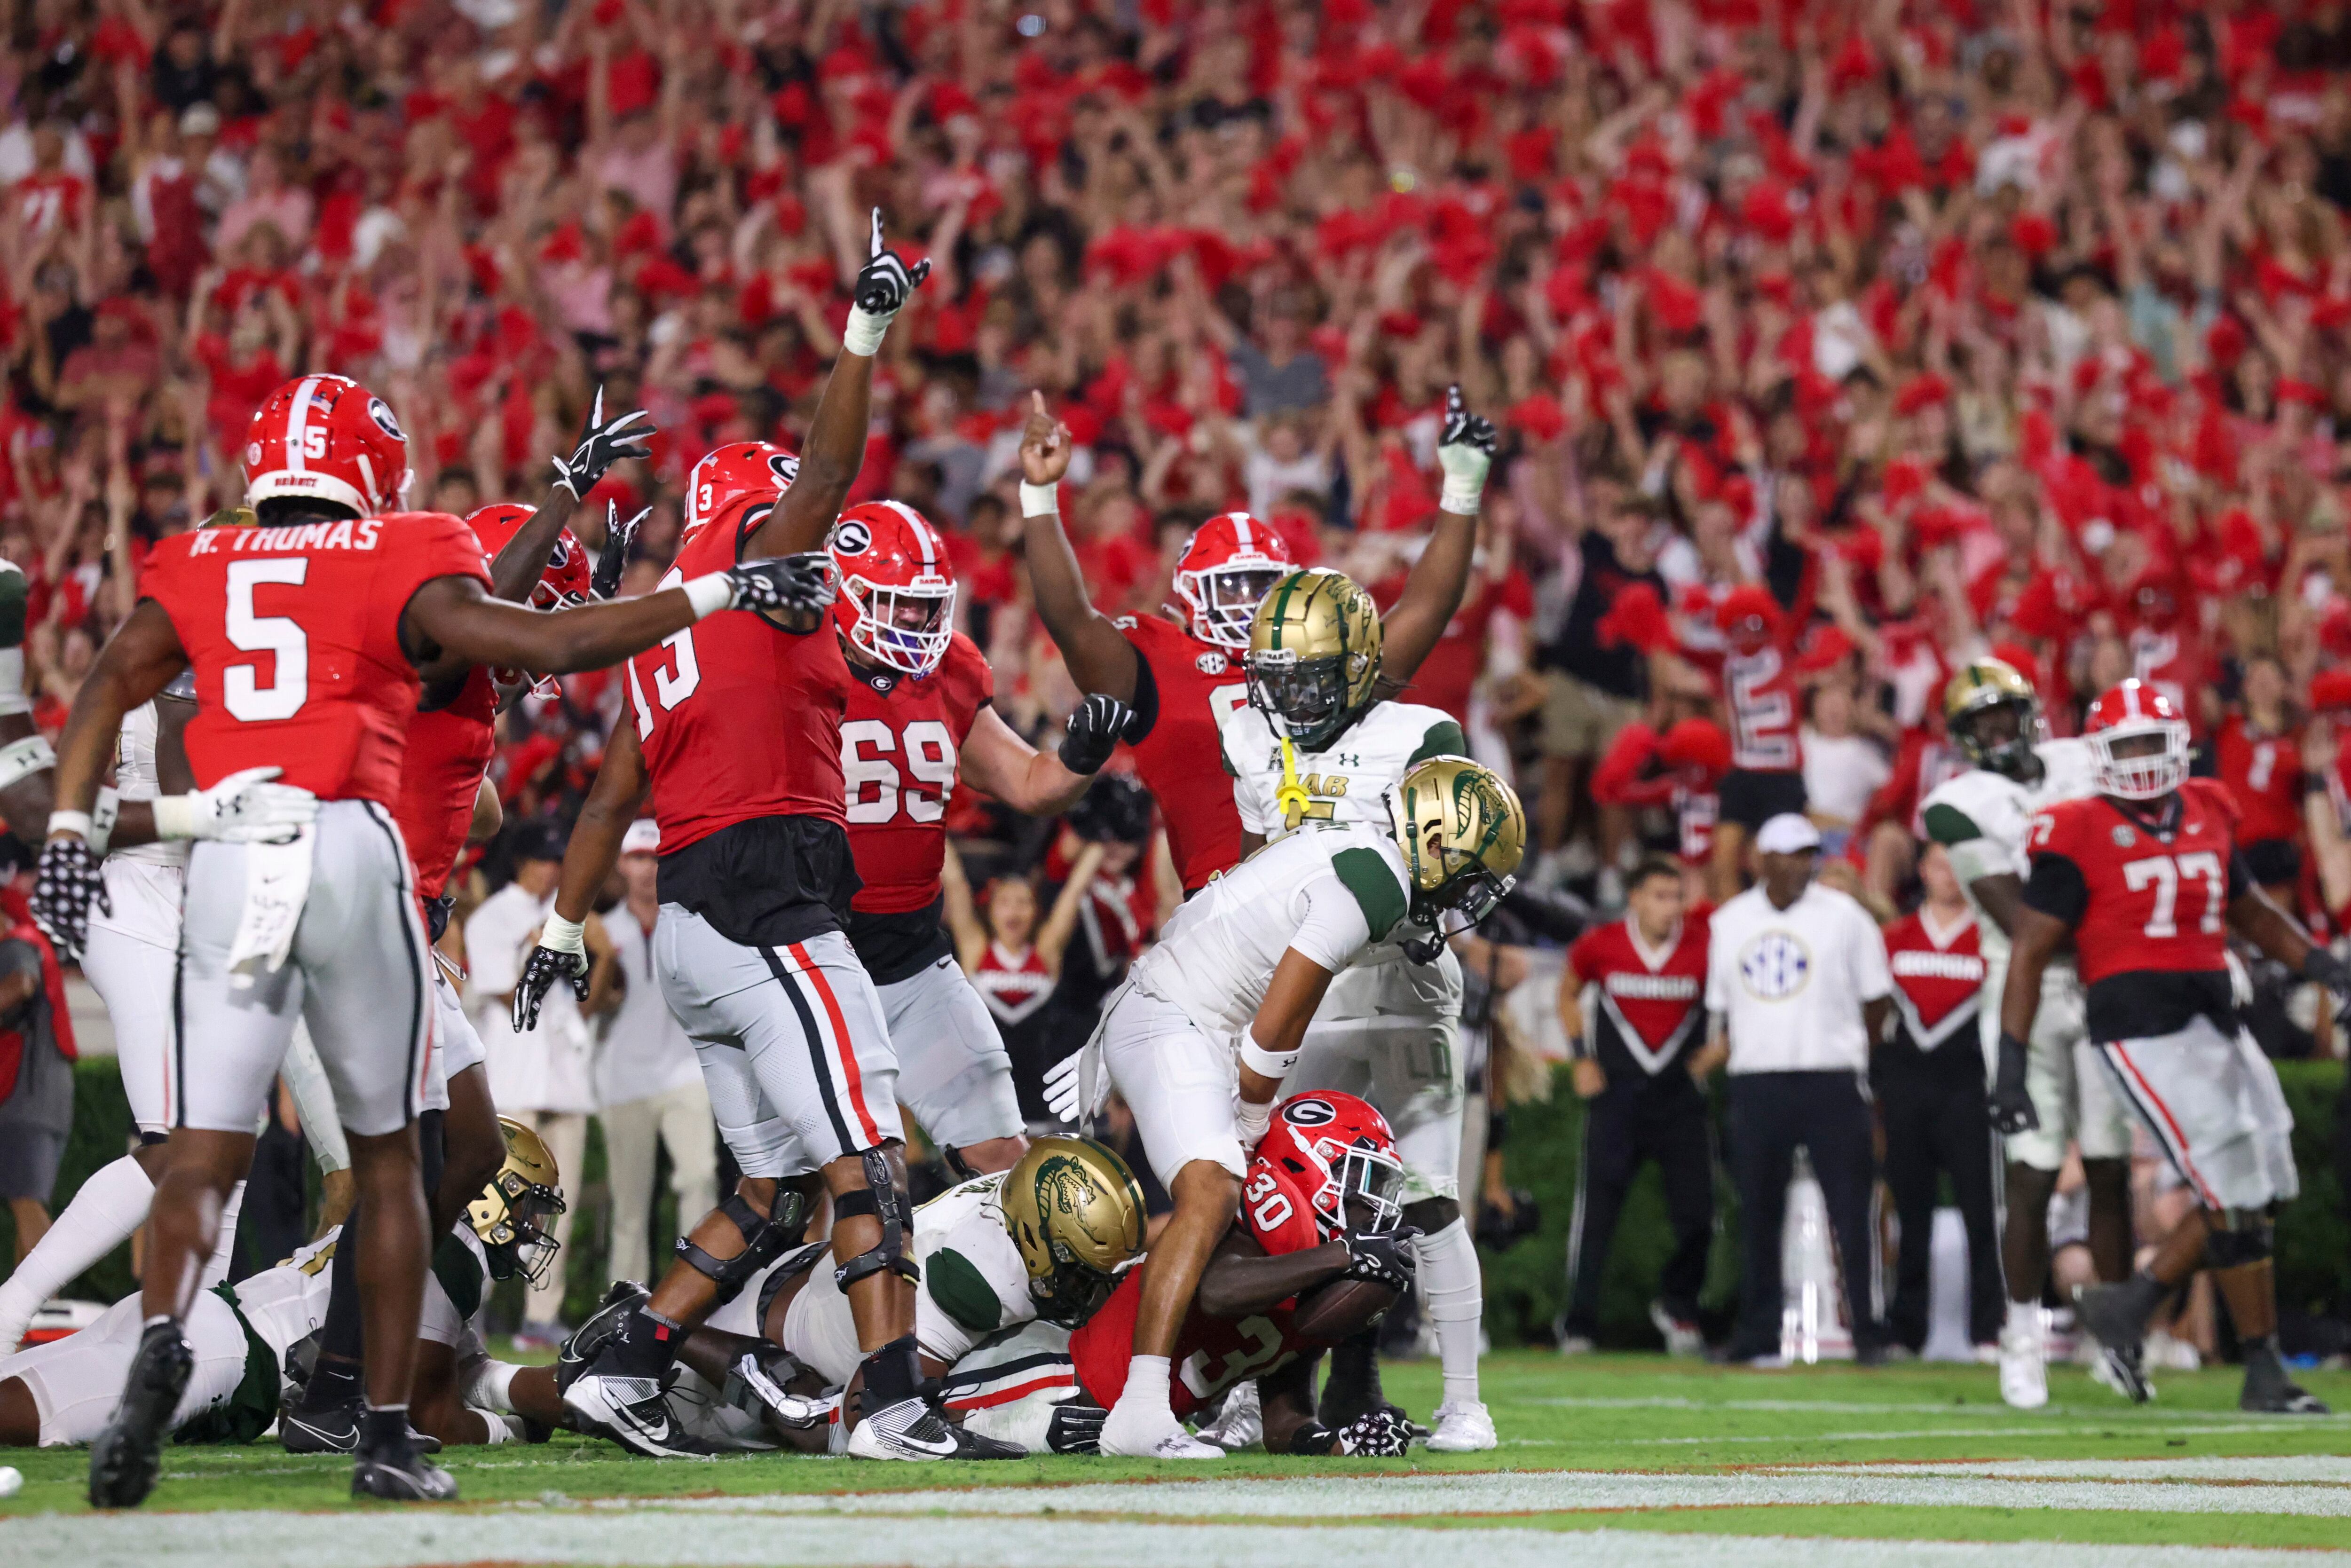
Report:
1704,813,1893,1365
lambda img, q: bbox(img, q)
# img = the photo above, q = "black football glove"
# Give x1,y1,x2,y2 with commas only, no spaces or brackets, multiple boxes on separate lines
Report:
1989,1031,2039,1137
551,386,654,501
1045,1402,1107,1454
511,943,590,1032
2301,945,2351,995
1330,1407,1417,1456
1339,1225,1421,1293
592,501,648,600
1058,693,1134,775
852,208,931,317
31,833,107,963
726,553,838,617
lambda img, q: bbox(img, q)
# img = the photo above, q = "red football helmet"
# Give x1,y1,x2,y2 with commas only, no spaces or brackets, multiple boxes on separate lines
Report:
685,441,799,534
1173,512,1291,649
465,504,590,698
2083,678,2190,800
831,500,955,677
244,374,411,517
1256,1091,1406,1239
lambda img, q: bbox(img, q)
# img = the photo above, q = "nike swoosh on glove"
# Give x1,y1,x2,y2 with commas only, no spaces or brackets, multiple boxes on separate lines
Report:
551,387,654,501
1058,693,1134,775
853,208,932,317
1340,1225,1421,1292
592,501,648,600
1436,382,1498,514
31,835,107,962
726,553,838,616
512,943,589,1032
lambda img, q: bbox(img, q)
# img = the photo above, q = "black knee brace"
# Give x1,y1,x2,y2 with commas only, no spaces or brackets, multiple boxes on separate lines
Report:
832,1148,920,1290
2203,1209,2274,1269
675,1191,803,1306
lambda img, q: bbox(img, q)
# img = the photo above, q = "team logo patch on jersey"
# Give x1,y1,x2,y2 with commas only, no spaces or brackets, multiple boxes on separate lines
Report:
1738,931,1811,999
2112,826,2136,846
1196,651,1229,675
863,670,896,695
833,519,872,554
367,397,405,442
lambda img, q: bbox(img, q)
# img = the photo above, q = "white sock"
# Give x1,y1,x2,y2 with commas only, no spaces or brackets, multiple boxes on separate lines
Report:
468,1359,522,1415
1121,1353,1172,1415
0,1154,157,1346
2007,1298,2043,1338
1414,1216,1484,1405
198,1181,247,1289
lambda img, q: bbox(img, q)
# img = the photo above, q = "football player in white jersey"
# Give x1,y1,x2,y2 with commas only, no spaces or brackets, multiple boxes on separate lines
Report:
1215,567,1492,1452
0,1119,562,1452
1047,753,1523,1458
1919,658,2136,1407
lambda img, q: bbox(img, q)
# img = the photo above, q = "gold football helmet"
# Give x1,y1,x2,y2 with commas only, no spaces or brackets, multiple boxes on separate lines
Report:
1387,754,1526,933
999,1136,1146,1327
1246,568,1383,752
1943,656,2041,779
468,1117,568,1284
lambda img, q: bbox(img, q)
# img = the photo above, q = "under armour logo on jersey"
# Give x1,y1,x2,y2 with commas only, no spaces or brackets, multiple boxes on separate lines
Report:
1739,931,1811,999
367,397,404,441
834,520,872,554
1196,652,1229,675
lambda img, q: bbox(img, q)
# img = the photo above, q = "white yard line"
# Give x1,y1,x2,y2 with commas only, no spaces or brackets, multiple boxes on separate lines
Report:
2,1512,2344,1568
1797,1457,2351,1483
1527,1397,2351,1423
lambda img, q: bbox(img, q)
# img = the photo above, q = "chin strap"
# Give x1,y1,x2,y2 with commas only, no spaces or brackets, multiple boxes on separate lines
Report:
1276,736,1310,830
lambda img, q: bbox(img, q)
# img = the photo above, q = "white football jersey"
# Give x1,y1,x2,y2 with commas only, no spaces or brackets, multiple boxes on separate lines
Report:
227,1230,339,1372
1131,819,1413,1038
110,669,197,868
1220,699,1465,843
1920,737,2096,963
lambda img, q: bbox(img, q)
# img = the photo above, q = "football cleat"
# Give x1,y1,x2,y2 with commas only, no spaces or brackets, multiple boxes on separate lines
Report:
1098,1397,1223,1460
1194,1380,1262,1452
1425,1397,1498,1453
88,1322,192,1508
557,1280,650,1396
280,1394,443,1455
562,1366,718,1459
2072,1284,2154,1403
2242,1355,2331,1415
843,1396,964,1461
1649,1300,1706,1358
1997,1316,2049,1410
351,1448,458,1501
2088,1341,2154,1405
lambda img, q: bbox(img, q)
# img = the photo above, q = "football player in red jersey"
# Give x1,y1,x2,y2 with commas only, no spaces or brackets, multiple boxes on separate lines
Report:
1017,386,1499,896
506,218,1019,1464
2002,680,2344,1414
828,498,1128,1175
38,374,824,1509
1065,1093,1422,1456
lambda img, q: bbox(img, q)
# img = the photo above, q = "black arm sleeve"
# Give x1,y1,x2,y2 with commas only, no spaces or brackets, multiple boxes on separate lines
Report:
2229,850,2254,902
1123,641,1160,745
2023,850,2089,927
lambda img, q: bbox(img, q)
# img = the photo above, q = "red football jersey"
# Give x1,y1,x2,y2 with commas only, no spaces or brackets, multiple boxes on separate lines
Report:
1118,612,1251,891
1069,1156,1327,1418
2028,778,2243,989
844,630,993,914
1567,914,1710,1075
1882,908,1984,1050
1722,645,1801,772
2214,714,2302,846
393,667,496,901
624,501,852,853
142,512,489,803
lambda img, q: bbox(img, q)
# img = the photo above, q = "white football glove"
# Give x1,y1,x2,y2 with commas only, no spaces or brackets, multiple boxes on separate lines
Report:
1234,1094,1272,1150
1436,383,1498,515
153,766,318,844
1043,1043,1109,1126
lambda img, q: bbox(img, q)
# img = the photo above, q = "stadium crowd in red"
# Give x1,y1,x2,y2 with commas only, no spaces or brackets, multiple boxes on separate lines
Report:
7,0,2351,934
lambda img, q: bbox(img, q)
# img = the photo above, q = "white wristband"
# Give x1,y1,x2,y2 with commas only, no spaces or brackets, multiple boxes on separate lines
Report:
1440,476,1486,516
152,791,197,841
1239,1035,1300,1080
89,786,118,856
0,648,26,715
0,732,54,789
538,911,587,957
1018,481,1061,520
682,573,735,621
841,306,891,357
46,809,91,841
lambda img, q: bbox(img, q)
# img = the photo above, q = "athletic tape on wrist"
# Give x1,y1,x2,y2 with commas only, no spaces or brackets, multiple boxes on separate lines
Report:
46,809,91,842
1018,481,1061,520
539,911,586,955
841,307,891,357
1439,477,1486,515
152,791,197,841
89,787,118,856
0,648,27,715
0,732,54,790
683,573,735,621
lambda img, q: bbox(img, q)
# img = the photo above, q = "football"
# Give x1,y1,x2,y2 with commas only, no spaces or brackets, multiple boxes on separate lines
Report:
1290,1276,1400,1345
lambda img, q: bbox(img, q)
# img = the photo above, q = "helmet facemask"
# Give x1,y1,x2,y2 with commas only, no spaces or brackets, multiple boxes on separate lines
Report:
1952,694,2040,779
1247,645,1358,752
2089,723,2189,800
1177,563,1284,649
845,575,955,676
475,1174,567,1285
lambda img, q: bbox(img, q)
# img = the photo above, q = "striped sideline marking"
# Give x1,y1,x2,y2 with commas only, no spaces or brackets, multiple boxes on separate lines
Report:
1,1513,2343,1568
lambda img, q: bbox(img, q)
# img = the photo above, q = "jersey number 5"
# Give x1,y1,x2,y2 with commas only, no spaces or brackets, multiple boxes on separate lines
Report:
2122,851,2225,939
842,719,957,824
224,557,309,721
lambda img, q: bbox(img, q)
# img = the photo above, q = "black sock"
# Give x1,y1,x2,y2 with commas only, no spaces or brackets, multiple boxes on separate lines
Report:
860,1335,921,1410
1319,1326,1382,1423
300,1201,367,1412
607,1306,686,1379
358,1403,411,1458
2242,1332,2285,1374
418,1109,446,1210
304,1356,362,1410
2114,1269,2170,1330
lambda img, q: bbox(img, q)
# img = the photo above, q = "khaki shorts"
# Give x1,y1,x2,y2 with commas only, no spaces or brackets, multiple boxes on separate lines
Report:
1540,671,1641,760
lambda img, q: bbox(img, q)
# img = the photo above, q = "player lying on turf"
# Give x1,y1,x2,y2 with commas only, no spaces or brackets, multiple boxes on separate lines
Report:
0,1119,565,1450
463,1136,1147,1456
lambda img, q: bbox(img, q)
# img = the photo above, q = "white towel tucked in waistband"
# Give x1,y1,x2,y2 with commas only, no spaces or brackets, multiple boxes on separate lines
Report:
225,827,315,988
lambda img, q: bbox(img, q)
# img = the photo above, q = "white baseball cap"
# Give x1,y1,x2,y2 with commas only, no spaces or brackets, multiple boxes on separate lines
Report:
1755,813,1821,855
620,819,661,855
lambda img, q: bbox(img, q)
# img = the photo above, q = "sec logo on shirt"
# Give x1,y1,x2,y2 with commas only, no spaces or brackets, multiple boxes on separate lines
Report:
1739,930,1811,1000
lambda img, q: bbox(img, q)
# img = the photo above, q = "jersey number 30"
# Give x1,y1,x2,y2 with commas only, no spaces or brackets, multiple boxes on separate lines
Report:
842,719,956,824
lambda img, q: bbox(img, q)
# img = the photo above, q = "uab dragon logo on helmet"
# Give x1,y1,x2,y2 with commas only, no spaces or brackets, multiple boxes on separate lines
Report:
1245,568,1382,753
468,1118,568,1284
999,1136,1145,1327
1944,656,2042,780
1386,754,1525,935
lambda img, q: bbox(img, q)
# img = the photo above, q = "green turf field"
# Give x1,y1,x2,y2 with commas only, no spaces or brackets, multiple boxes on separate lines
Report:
4,1350,2350,1564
